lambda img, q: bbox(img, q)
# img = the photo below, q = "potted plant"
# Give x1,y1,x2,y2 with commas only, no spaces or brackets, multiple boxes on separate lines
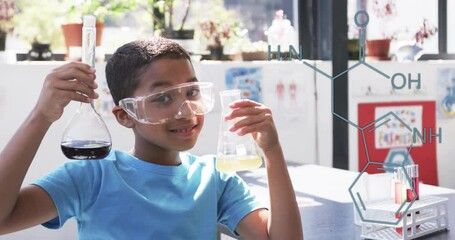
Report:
14,0,64,60
138,0,193,37
199,19,243,60
60,0,135,57
163,0,193,39
347,20,360,60
137,0,195,51
366,0,397,60
414,19,438,46
195,0,245,59
392,19,438,61
0,0,16,51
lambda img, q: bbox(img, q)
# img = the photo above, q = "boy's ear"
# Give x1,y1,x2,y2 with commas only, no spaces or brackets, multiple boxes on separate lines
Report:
112,106,135,128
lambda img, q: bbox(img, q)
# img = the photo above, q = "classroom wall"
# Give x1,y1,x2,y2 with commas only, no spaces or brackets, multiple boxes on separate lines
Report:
310,60,455,189
1,60,454,239
0,61,318,167
1,61,453,187
0,61,317,239
346,61,455,189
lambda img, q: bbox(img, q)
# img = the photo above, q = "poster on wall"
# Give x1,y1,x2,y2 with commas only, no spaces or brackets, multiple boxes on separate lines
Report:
261,68,307,122
374,105,423,149
225,67,262,102
436,68,455,118
272,79,303,113
358,101,438,186
94,81,115,118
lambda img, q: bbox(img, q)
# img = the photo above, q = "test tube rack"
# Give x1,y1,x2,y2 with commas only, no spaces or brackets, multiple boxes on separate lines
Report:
360,195,449,240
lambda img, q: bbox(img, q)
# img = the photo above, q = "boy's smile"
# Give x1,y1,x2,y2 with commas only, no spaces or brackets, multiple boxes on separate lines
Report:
169,123,198,138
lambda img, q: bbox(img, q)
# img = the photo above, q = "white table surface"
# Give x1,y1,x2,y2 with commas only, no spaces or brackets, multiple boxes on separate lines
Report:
234,164,455,240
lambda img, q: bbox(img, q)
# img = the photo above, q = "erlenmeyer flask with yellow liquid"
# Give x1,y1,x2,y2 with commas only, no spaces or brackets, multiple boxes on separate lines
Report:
216,90,262,172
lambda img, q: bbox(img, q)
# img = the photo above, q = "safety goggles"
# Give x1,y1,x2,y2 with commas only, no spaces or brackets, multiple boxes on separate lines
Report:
119,82,215,124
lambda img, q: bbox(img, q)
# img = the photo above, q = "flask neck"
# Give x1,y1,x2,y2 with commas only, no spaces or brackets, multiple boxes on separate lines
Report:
79,101,95,113
220,90,241,114
82,27,96,67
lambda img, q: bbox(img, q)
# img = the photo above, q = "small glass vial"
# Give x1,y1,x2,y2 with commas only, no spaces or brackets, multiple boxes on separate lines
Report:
393,167,403,204
216,90,262,172
406,164,419,200
407,164,421,228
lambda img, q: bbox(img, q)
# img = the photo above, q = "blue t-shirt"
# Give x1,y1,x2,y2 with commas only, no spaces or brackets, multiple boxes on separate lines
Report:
33,150,264,240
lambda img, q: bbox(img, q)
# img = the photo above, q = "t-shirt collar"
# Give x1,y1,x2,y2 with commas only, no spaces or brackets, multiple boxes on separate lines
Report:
115,150,189,176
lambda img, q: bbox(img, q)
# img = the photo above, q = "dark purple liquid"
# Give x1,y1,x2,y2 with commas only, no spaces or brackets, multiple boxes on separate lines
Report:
61,140,111,160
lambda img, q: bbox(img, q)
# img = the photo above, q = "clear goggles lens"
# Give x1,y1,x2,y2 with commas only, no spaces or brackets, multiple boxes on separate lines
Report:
119,82,215,124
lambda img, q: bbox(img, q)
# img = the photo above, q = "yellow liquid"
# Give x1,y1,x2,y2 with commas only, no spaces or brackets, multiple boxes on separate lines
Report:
216,155,263,172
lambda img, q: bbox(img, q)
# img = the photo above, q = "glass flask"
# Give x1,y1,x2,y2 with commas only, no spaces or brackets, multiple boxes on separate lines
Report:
60,15,112,160
216,90,262,172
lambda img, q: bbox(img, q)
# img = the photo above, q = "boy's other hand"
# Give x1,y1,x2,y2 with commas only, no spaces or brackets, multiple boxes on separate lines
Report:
225,99,279,154
34,62,98,123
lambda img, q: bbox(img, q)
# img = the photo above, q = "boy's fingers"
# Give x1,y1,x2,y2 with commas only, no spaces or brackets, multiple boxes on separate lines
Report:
236,122,267,136
225,106,271,120
230,113,272,132
57,89,93,103
51,67,97,89
229,99,262,108
56,80,99,99
54,61,95,74
66,91,93,103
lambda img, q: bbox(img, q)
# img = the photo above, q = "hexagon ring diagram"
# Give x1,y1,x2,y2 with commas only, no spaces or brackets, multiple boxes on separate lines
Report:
350,112,418,224
384,147,415,169
349,161,416,225
359,111,417,165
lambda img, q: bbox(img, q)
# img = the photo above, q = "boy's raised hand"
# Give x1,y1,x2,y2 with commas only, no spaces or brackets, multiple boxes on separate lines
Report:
224,99,280,153
34,62,98,123
227,99,304,239
0,62,99,233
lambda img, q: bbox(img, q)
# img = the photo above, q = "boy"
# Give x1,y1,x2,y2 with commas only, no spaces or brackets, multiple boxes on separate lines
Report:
0,38,302,239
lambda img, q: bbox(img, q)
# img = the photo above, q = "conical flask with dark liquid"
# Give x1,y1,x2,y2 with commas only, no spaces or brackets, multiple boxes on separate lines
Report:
216,90,262,172
61,15,112,160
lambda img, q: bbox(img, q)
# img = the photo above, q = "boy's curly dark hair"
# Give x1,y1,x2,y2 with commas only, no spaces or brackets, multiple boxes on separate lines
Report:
105,38,191,105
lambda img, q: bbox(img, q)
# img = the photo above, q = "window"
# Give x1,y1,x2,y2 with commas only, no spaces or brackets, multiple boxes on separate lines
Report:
103,0,299,54
448,0,455,53
348,0,439,54
223,0,297,42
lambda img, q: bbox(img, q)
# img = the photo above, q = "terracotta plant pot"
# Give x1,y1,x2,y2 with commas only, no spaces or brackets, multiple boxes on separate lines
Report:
366,39,391,60
61,22,104,56
241,51,268,61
